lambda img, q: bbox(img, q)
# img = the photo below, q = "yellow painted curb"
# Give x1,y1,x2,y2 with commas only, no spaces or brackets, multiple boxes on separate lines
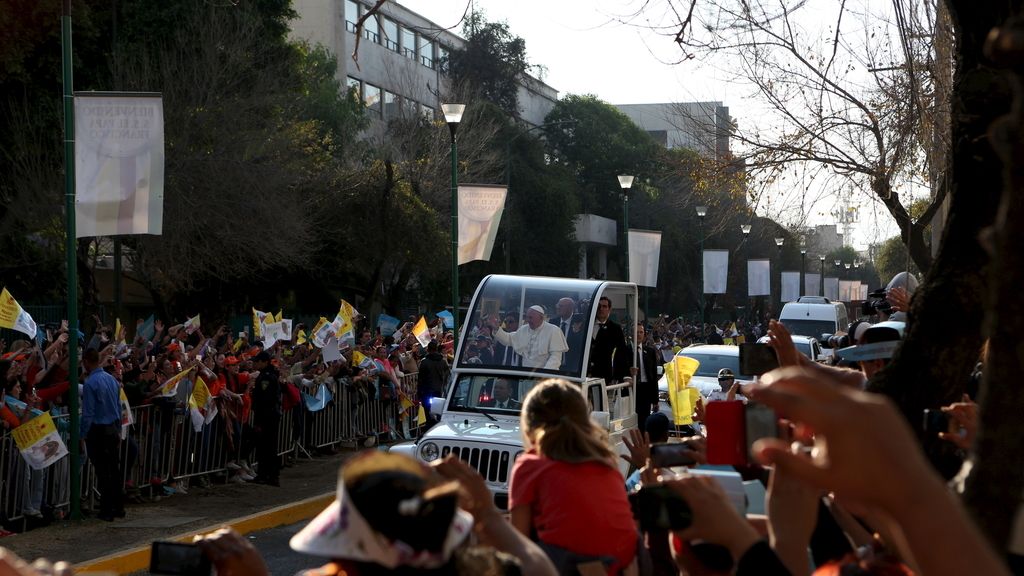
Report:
75,492,335,575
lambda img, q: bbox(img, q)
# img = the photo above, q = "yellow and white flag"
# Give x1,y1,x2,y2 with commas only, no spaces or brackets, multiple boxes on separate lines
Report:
412,316,431,348
335,300,359,337
160,366,194,397
183,313,201,335
311,317,331,348
0,288,37,339
252,308,269,339
665,356,700,426
188,376,217,432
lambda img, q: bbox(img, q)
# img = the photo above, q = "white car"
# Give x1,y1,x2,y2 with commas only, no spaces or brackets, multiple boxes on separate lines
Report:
755,335,823,363
656,345,752,421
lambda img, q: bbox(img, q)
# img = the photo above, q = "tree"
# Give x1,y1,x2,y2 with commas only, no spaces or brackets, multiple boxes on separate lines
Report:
445,11,532,120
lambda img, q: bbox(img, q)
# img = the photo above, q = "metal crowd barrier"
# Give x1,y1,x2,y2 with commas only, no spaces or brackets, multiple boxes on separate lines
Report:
0,372,423,530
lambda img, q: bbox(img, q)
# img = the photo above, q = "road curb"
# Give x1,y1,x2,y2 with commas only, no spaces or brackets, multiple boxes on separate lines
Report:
75,492,335,575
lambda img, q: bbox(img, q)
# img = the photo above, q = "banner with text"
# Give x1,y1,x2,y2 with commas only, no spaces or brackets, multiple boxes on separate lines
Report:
703,250,729,294
839,281,855,302
781,271,801,303
747,259,771,296
804,273,821,297
458,184,507,265
628,229,662,287
74,93,164,237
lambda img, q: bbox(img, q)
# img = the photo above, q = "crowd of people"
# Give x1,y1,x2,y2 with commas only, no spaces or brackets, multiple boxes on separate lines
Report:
0,313,455,529
0,276,1012,575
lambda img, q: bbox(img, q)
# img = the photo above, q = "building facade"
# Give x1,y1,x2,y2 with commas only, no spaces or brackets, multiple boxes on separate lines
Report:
289,0,558,126
614,102,732,158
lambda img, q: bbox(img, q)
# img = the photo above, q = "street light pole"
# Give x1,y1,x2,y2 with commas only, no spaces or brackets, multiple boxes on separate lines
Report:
442,103,465,334
774,237,784,314
696,206,708,331
618,175,634,283
819,255,825,297
800,239,807,298
741,224,751,322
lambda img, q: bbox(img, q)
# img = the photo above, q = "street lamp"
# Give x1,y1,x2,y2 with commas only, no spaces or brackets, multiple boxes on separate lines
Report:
774,237,784,310
618,175,634,283
819,255,825,296
800,239,807,298
442,102,465,333
697,206,708,332
740,224,751,236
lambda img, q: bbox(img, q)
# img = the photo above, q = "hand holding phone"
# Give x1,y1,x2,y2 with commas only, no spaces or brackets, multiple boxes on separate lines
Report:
739,343,779,376
650,442,700,468
631,484,693,532
705,400,779,465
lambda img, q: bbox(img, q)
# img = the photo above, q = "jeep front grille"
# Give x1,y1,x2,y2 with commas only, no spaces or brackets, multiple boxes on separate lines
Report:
441,446,515,483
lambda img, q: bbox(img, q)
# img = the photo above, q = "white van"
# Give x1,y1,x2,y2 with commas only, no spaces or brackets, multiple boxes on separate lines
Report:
779,297,849,344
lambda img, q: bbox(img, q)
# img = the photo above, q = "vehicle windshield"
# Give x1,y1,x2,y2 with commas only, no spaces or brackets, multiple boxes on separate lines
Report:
448,374,551,413
458,276,603,376
676,352,755,380
779,319,835,338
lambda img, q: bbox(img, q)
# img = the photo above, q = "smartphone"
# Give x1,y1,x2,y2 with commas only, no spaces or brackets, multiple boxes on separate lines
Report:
739,343,779,376
650,442,699,468
923,409,950,435
149,541,212,576
705,400,779,465
632,484,693,531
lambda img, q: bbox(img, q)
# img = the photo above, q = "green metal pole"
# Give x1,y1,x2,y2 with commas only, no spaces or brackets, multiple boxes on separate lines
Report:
61,0,82,521
449,125,459,334
699,219,705,335
622,194,630,282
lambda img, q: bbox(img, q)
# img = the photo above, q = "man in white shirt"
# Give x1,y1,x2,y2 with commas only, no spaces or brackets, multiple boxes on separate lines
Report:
706,368,747,403
489,305,568,371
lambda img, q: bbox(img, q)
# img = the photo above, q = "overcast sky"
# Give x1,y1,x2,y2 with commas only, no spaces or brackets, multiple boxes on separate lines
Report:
397,0,907,250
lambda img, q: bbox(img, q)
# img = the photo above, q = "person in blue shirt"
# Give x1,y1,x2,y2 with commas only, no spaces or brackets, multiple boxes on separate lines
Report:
82,347,125,521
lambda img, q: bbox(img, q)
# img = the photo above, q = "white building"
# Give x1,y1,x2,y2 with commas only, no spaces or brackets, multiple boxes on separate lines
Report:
614,102,732,158
289,0,559,126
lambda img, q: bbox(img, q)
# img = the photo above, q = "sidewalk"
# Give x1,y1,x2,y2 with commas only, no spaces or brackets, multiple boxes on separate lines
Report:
0,451,353,573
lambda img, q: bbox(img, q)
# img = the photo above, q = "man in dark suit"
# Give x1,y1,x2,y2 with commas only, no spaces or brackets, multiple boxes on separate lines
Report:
588,296,631,383
550,297,585,372
479,378,522,410
633,324,662,430
493,314,521,366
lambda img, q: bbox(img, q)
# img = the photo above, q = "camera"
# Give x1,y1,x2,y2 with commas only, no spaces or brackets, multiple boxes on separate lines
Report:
820,333,851,349
861,288,893,316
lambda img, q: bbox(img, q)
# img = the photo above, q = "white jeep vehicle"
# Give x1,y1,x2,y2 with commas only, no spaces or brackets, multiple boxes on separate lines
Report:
391,275,640,510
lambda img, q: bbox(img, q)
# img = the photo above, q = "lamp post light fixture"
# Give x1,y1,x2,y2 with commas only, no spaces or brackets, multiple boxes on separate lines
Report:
819,255,826,296
618,175,635,283
442,103,465,333
697,206,708,332
741,224,751,236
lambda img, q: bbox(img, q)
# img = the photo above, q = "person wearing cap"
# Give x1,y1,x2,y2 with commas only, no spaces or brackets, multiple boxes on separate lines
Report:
250,351,282,486
588,296,631,383
188,452,556,576
707,368,747,403
837,321,906,380
488,305,568,371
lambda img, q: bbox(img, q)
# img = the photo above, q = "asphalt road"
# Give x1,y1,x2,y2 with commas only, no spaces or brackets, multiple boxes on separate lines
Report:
132,520,323,575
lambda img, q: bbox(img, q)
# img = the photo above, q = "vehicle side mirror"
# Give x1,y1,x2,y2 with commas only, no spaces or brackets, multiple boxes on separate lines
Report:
590,410,611,430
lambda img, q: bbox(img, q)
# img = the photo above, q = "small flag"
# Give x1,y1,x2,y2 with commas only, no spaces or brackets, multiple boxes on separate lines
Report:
137,314,155,341
160,366,194,397
252,308,269,339
412,316,431,348
183,314,201,335
0,288,38,339
416,405,427,426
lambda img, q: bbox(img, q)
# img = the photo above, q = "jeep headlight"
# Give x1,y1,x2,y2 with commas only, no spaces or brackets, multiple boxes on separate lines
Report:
419,442,440,462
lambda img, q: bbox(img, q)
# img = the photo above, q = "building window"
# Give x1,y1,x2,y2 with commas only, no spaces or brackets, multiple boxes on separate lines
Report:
344,0,360,33
362,11,379,43
419,37,434,69
419,102,434,120
402,27,417,59
364,83,382,116
438,45,450,74
384,91,399,120
346,76,361,99
382,17,399,52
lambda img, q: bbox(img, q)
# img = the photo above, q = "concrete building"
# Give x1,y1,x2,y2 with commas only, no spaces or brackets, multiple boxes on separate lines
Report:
288,0,558,126
614,102,732,158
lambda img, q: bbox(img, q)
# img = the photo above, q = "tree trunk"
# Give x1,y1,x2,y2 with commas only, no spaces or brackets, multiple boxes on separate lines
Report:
961,17,1024,550
867,1,1012,477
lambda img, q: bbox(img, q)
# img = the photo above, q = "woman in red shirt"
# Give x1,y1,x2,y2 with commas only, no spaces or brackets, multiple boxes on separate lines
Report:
509,379,638,575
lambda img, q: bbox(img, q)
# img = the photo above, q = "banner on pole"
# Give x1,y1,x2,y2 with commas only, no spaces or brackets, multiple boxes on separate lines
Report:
804,273,821,297
824,277,840,301
628,229,662,287
702,250,729,294
781,272,800,303
74,93,164,237
458,184,507,265
839,281,854,302
747,259,771,297
860,284,869,301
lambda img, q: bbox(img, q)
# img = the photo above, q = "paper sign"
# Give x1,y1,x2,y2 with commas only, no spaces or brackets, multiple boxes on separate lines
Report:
12,413,68,470
322,337,342,363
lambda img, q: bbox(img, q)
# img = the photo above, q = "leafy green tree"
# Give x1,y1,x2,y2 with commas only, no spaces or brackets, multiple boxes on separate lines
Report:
446,12,531,119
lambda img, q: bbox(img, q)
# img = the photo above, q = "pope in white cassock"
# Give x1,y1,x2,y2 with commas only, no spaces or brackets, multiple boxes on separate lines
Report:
490,305,568,371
